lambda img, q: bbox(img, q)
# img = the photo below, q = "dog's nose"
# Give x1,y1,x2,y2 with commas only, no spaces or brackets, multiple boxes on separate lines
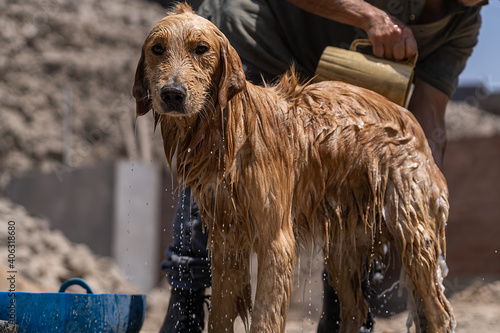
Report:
160,84,187,108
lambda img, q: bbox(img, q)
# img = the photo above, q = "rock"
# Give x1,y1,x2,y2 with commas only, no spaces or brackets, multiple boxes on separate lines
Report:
0,320,19,333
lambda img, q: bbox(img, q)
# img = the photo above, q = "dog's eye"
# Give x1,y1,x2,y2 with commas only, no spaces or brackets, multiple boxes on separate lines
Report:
152,44,164,55
194,45,208,55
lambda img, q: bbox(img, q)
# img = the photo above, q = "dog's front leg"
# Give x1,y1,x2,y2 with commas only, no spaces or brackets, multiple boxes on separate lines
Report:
251,221,296,333
208,231,252,333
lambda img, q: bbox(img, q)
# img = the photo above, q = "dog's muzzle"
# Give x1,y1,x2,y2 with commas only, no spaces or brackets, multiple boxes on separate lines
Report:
160,83,187,113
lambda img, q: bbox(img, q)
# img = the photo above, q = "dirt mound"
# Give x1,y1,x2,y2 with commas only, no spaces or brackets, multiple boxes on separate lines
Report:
0,0,166,178
446,101,500,140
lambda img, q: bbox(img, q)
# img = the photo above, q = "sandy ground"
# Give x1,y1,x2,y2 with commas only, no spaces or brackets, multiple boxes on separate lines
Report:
138,260,500,333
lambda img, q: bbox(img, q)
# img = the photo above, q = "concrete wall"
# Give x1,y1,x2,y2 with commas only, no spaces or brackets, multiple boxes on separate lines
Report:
7,160,167,292
443,135,500,279
112,160,161,291
8,162,115,256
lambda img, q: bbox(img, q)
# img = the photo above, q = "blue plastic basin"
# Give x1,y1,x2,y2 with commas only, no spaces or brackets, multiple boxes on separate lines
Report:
0,278,146,333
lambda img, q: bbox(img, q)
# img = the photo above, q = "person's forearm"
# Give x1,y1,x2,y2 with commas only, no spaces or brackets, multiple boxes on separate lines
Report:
287,0,417,60
287,0,386,32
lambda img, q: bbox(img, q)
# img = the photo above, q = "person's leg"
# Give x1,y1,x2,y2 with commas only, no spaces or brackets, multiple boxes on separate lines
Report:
160,186,210,333
317,270,342,333
318,262,380,333
162,186,211,290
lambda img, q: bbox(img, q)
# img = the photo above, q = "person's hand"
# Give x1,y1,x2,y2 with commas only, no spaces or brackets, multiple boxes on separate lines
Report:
364,12,417,60
287,0,418,60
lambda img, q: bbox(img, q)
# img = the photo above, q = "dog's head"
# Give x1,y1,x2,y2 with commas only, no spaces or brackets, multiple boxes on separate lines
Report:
133,4,246,117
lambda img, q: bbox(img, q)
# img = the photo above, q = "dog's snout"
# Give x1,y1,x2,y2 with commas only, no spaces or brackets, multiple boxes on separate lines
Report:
160,84,187,108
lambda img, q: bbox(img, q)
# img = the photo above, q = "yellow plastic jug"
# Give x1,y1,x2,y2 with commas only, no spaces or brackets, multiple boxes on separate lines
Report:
314,39,417,107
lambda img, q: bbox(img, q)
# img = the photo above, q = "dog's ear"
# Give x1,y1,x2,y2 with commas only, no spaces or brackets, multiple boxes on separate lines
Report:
217,35,246,109
132,47,152,116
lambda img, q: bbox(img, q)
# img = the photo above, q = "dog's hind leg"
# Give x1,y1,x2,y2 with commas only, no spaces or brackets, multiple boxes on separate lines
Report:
208,238,252,333
385,191,455,332
398,237,455,333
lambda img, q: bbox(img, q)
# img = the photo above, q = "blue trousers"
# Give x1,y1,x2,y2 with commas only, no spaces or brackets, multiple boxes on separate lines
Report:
161,186,211,290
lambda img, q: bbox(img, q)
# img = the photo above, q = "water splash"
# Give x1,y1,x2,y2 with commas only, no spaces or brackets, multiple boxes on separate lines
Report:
377,280,400,300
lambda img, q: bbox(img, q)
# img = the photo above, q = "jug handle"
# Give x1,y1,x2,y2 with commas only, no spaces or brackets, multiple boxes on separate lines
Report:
350,39,418,66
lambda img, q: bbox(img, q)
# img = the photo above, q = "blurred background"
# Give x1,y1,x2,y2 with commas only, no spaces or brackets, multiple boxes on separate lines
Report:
0,0,498,331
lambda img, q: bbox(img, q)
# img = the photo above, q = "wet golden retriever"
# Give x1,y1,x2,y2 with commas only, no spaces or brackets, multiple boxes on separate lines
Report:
133,4,455,333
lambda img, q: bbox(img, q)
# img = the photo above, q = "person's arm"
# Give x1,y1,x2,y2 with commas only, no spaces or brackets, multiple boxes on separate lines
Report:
287,0,417,60
407,77,450,169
